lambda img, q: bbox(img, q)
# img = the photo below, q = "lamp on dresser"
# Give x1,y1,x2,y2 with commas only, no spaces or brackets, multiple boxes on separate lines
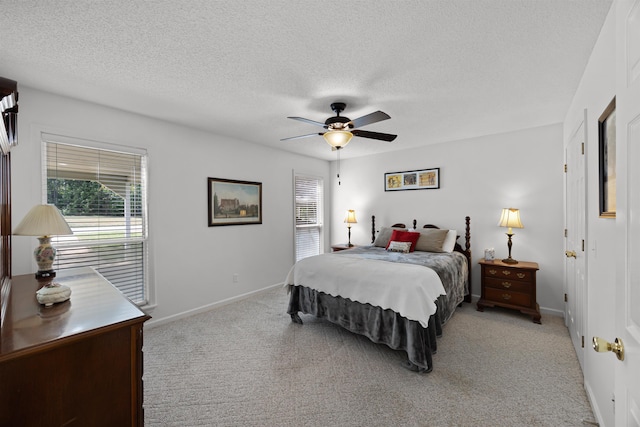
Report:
498,207,523,264
344,209,357,247
13,204,73,306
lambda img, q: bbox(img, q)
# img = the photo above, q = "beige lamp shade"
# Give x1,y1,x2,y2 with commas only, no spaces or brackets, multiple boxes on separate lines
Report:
14,204,72,237
323,130,353,148
344,210,358,224
497,208,523,234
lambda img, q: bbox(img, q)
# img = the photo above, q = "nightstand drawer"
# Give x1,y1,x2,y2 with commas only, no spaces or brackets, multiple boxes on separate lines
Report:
483,277,530,293
485,288,531,307
484,267,533,282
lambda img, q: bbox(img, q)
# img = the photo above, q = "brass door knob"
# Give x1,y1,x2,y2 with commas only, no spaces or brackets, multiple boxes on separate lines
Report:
592,336,625,361
565,250,577,258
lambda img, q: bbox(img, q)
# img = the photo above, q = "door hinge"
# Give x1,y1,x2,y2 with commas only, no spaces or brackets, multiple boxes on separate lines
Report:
564,163,567,173
564,228,568,237
582,142,585,155
564,293,568,302
582,239,585,251
581,336,585,348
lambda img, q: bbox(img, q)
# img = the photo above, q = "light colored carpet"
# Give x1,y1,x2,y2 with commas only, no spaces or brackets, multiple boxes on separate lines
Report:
144,287,596,426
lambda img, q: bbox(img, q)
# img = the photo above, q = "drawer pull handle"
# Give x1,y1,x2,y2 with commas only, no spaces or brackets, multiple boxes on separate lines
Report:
502,270,511,276
501,281,512,288
517,273,525,279
502,294,512,300
489,269,497,275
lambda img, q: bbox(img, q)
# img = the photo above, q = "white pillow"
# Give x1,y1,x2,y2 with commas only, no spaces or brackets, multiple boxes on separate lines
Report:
387,241,411,253
442,230,457,253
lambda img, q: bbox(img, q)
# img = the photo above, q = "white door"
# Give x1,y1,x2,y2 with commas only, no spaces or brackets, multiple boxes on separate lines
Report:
565,119,587,368
613,1,640,424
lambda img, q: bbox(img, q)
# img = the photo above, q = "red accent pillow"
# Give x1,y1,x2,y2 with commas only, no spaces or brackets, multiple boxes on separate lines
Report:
386,230,420,252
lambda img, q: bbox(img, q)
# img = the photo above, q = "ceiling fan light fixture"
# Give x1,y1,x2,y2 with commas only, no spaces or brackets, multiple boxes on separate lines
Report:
323,130,353,148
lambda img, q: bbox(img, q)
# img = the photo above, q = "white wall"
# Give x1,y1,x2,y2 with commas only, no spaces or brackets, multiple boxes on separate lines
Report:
330,124,565,314
563,4,616,426
11,86,331,325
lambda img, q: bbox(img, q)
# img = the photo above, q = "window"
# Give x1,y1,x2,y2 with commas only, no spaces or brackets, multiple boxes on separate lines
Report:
43,134,148,305
294,173,323,261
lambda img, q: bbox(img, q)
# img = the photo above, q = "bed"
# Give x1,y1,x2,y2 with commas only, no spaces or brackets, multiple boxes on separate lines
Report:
285,216,471,373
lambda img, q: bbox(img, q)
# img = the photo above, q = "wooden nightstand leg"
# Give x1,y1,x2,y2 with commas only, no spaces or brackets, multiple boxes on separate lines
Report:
532,303,541,324
519,306,542,324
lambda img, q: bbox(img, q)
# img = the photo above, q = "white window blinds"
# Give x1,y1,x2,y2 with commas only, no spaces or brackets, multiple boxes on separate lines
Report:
43,135,148,305
294,174,323,262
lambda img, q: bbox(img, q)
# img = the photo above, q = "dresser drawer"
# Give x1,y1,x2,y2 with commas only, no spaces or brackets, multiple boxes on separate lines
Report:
485,288,531,307
483,277,530,293
483,266,533,282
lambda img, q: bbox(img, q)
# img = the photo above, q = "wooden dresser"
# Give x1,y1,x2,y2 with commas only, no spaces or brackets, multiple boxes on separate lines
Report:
0,267,150,426
476,258,541,324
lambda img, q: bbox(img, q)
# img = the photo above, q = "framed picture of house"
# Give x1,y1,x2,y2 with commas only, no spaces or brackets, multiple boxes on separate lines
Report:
384,168,440,191
208,177,262,226
598,97,616,218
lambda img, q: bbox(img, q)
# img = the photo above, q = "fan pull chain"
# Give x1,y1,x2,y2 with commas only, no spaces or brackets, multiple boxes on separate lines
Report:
336,148,341,185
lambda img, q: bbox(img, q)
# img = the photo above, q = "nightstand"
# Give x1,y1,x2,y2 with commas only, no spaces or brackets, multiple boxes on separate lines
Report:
331,243,357,252
477,258,541,324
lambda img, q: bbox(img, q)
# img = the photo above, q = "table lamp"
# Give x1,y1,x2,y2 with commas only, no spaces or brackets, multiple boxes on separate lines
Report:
344,210,357,247
13,204,74,306
498,208,523,264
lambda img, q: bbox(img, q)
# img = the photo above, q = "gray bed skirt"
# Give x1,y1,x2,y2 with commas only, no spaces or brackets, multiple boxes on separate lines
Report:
287,285,450,373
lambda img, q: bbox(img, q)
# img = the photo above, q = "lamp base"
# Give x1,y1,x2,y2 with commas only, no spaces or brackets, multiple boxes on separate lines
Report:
503,233,518,265
35,270,56,280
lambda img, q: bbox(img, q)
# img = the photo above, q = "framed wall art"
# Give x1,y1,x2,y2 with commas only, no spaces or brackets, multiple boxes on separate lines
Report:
208,177,262,226
384,168,440,191
598,97,616,218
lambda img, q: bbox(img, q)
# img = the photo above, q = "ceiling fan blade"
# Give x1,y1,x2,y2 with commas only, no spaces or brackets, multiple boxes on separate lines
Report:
280,132,324,141
347,111,390,129
287,116,327,128
352,129,397,142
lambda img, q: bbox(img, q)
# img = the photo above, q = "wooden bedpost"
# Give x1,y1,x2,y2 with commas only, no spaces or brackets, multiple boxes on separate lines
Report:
464,216,472,303
465,216,471,252
371,215,376,244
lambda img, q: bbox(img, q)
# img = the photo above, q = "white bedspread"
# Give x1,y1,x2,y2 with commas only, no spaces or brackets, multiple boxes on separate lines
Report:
284,253,446,327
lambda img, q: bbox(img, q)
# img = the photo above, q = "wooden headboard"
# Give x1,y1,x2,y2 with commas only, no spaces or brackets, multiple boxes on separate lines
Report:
371,215,472,303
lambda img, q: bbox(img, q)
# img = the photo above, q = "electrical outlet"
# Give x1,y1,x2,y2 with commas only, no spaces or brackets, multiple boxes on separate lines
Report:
233,273,239,283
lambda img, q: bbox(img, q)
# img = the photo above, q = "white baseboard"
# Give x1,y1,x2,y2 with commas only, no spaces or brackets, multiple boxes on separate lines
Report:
145,282,284,329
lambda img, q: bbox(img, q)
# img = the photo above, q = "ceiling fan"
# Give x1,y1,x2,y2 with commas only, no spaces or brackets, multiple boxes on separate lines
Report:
281,102,397,149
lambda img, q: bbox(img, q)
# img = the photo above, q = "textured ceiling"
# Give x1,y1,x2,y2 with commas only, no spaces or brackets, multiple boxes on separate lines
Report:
1,1,612,160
